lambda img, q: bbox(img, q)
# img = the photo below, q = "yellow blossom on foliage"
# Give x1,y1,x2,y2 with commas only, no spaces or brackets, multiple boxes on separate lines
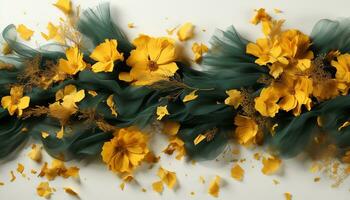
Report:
247,9,314,79
183,90,198,102
106,95,118,116
177,22,194,41
162,121,180,136
254,86,281,117
157,167,177,189
90,39,124,73
163,137,186,160
41,22,64,43
1,86,30,117
192,42,208,62
312,79,342,101
28,144,42,162
261,156,282,175
54,0,72,14
231,164,244,181
101,127,149,174
234,115,259,145
58,46,86,75
156,105,169,120
119,35,178,85
152,180,164,193
37,182,53,198
16,24,34,41
251,8,271,25
224,89,243,109
208,175,221,197
255,75,313,117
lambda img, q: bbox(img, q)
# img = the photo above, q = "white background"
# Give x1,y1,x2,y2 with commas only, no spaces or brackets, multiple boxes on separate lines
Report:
0,0,350,199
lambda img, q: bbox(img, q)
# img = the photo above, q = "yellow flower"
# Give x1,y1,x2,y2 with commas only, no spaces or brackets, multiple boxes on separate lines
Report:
278,75,313,116
16,24,34,41
101,127,149,174
331,53,350,83
156,105,169,120
234,115,260,145
58,46,86,75
53,0,72,14
41,22,64,43
192,42,208,63
177,22,195,41
247,10,314,79
224,89,243,109
251,8,271,25
119,35,178,86
312,79,341,101
90,39,124,73
254,86,281,117
1,86,30,117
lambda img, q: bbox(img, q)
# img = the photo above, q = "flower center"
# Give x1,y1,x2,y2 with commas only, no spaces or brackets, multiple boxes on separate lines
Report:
148,60,158,71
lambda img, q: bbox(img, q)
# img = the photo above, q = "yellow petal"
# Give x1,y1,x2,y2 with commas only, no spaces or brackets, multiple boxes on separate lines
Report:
41,131,50,139
17,24,34,41
274,8,282,13
28,144,42,162
17,163,24,174
193,134,206,145
107,95,118,117
64,187,78,196
53,0,72,14
88,90,98,97
192,42,208,63
156,105,169,120
261,156,282,175
157,167,177,189
118,72,133,82
231,164,244,181
152,181,164,194
10,171,16,182
338,121,350,131
183,90,198,103
37,182,53,198
177,22,194,41
56,126,64,139
208,175,221,197
284,192,292,200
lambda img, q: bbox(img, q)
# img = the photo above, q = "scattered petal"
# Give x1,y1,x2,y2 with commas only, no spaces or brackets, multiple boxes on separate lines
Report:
193,134,206,145
177,22,194,41
64,187,78,196
120,182,125,190
28,144,42,162
37,182,53,198
88,90,98,97
107,95,118,116
262,156,282,175
156,105,169,120
208,176,220,197
192,42,208,63
199,176,205,184
284,192,292,200
128,23,135,28
41,131,50,139
183,90,198,103
231,164,244,181
338,121,350,131
53,0,72,14
152,181,164,194
56,126,64,139
17,24,34,41
17,163,25,174
274,8,283,14
157,167,177,189
10,171,16,182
